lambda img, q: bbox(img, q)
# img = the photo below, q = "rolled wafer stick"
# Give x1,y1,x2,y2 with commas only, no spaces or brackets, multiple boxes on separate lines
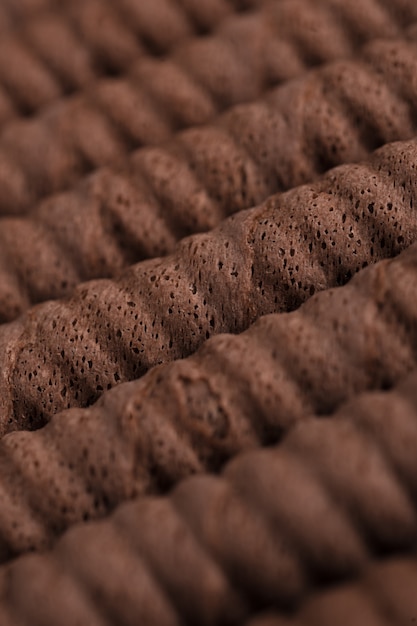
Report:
0,0,415,217
2,33,417,320
0,0,264,127
1,136,417,425
247,554,417,626
1,360,417,621
0,242,416,560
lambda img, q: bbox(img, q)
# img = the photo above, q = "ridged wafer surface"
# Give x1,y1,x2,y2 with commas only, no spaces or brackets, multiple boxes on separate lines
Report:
2,137,417,430
1,366,417,622
0,241,416,560
2,29,417,220
0,0,413,126
2,34,417,320
0,1,416,622
0,136,415,431
248,556,417,626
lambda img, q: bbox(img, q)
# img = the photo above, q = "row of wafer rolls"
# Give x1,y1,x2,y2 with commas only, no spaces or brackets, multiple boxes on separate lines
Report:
0,240,416,560
0,4,415,219
1,362,417,623
249,555,417,626
0,135,416,428
0,0,253,103
0,0,412,130
0,0,265,123
2,34,417,322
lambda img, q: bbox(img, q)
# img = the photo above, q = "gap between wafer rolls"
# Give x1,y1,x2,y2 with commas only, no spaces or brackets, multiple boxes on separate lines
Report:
0,242,416,561
1,136,417,426
1,23,417,219
247,554,417,626
2,32,417,320
1,362,417,622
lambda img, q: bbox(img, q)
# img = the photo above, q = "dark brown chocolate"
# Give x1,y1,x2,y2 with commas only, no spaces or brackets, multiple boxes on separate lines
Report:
0,3,414,218
0,0,255,124
0,136,417,426
0,242,416,560
0,366,417,621
248,555,417,626
1,34,417,320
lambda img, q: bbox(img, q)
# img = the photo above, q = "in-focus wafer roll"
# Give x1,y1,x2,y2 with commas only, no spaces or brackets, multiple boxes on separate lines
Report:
1,138,417,428
0,243,417,560
0,0,412,136
0,0,283,141
2,32,417,319
1,366,417,622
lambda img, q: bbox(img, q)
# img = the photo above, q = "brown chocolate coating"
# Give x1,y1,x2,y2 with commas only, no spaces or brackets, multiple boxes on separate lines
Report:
0,2,414,218
1,137,417,429
1,34,417,320
0,241,417,560
248,556,417,626
1,367,417,622
0,0,253,124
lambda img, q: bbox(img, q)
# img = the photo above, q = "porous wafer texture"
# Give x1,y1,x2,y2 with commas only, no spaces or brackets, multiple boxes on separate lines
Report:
1,370,417,623
1,137,417,429
0,241,417,560
2,34,417,321
2,27,417,219
0,0,413,127
248,556,417,626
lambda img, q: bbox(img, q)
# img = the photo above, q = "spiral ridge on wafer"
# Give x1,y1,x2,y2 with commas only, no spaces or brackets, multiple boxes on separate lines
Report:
248,555,417,626
0,0,265,131
0,241,416,562
0,0,413,122
1,360,417,623
0,7,416,218
1,36,417,320
1,137,417,428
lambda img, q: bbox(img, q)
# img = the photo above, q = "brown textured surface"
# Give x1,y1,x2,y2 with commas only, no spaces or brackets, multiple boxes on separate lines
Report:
0,241,416,560
3,135,417,426
0,0,215,122
1,2,417,622
0,137,416,429
0,0,255,198
1,29,417,220
0,0,412,124
248,556,417,626
0,367,417,622
2,33,417,320
0,0,260,140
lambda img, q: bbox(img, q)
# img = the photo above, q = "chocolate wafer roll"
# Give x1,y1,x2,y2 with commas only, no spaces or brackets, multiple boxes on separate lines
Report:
1,136,417,426
248,555,417,626
1,367,417,622
0,241,417,560
0,3,415,216
1,34,417,320
0,0,253,122
0,0,57,34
